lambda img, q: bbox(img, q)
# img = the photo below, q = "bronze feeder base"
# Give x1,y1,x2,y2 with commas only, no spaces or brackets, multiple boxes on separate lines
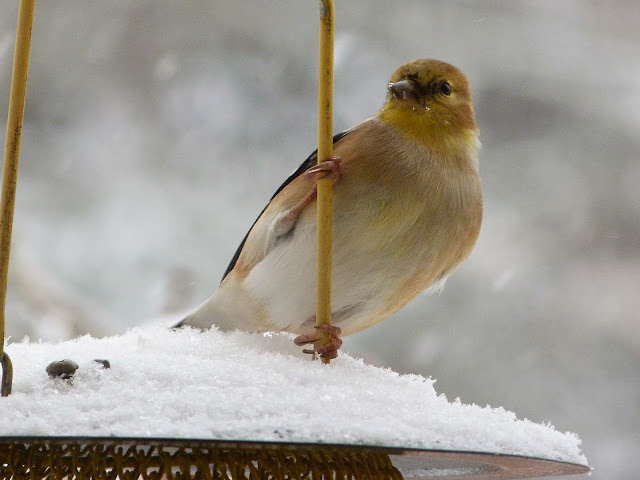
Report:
0,437,589,480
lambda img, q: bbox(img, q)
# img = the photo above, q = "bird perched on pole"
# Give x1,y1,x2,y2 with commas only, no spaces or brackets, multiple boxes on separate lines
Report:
174,58,483,360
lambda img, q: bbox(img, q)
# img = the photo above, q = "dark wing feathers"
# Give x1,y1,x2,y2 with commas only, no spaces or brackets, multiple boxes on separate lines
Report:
221,130,351,282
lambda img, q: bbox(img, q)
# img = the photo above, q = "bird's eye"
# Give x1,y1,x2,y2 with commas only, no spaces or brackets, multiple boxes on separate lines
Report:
440,82,452,96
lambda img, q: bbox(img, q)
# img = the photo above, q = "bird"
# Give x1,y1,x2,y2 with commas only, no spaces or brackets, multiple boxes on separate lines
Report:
173,58,483,359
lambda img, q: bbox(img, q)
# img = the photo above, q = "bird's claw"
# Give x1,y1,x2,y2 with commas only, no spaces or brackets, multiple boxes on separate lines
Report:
304,156,342,183
294,325,343,360
293,324,342,345
270,157,342,239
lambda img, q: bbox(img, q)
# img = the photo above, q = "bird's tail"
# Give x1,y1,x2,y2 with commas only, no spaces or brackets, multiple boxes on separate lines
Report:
169,283,265,332
170,309,216,331
170,315,192,330
169,287,227,331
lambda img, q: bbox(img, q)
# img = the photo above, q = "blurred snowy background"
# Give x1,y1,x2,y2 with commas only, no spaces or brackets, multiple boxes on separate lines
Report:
0,1,638,479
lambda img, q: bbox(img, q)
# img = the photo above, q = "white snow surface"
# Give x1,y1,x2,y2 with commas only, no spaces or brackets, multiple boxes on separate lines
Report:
1,325,586,466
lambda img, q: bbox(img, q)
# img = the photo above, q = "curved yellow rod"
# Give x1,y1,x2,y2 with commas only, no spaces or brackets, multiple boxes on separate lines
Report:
1,0,36,396
315,0,335,364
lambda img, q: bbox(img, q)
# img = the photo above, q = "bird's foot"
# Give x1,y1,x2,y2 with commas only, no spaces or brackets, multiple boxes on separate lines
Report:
272,157,342,238
294,325,343,360
304,156,342,184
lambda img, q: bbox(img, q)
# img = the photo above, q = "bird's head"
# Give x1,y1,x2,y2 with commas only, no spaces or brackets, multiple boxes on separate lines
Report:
379,59,479,152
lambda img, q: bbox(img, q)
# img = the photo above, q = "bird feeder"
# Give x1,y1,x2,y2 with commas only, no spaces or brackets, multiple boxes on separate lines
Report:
0,1,590,479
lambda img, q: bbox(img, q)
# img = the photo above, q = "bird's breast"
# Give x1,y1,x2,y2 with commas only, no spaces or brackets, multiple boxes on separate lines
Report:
327,119,482,292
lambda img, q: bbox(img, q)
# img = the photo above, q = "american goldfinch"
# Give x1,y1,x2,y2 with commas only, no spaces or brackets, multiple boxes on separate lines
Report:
174,58,482,359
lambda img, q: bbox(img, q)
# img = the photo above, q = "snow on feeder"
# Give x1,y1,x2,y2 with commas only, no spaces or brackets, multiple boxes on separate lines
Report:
0,1,590,479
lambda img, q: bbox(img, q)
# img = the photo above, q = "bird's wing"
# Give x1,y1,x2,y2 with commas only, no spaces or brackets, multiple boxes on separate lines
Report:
221,130,351,281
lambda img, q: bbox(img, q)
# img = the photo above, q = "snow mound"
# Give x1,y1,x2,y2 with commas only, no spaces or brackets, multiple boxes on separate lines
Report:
1,326,586,466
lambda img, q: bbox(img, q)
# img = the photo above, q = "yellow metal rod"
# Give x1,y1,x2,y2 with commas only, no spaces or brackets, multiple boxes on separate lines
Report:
316,0,335,364
1,0,36,396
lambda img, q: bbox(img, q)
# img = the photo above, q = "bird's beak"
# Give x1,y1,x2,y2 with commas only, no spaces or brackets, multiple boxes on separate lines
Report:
388,79,421,102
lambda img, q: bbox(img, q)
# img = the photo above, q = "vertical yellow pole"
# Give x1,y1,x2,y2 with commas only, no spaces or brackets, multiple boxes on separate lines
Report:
1,0,36,396
316,0,334,364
